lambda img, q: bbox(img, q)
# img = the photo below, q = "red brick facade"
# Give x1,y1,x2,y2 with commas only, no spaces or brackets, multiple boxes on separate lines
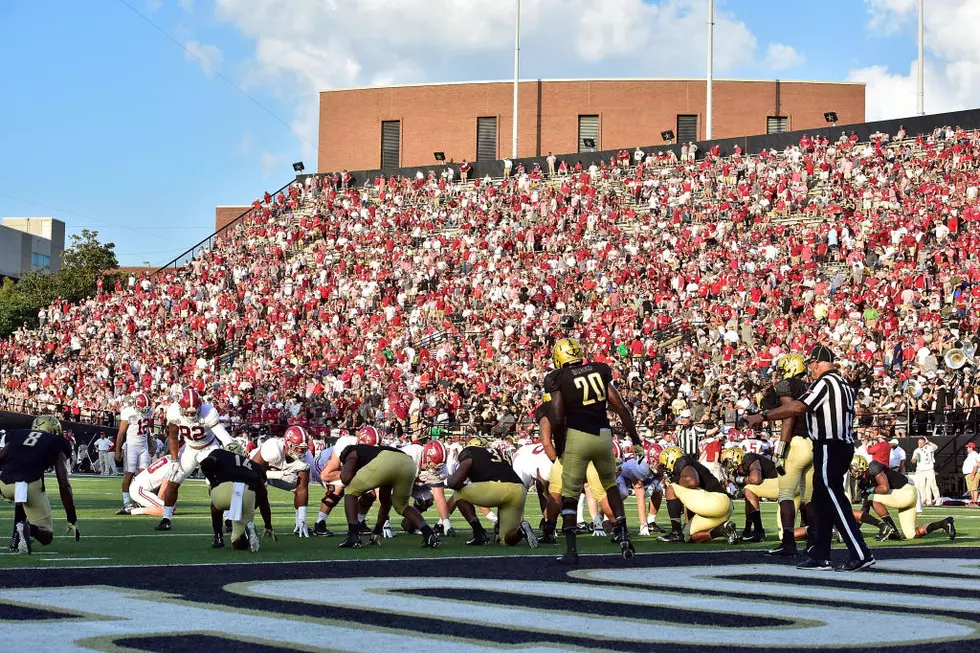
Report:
318,79,865,172
215,206,250,233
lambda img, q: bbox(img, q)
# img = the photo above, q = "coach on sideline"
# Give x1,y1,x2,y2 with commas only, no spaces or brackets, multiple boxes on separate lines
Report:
747,345,874,572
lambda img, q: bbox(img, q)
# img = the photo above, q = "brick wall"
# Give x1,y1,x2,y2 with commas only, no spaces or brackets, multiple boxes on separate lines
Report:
215,206,250,233
318,79,865,172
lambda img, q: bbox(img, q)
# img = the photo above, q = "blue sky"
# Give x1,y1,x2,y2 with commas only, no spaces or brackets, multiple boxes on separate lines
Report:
0,0,973,267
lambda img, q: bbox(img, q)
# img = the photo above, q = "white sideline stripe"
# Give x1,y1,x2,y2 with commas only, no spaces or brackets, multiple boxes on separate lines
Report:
0,544,968,571
41,557,110,562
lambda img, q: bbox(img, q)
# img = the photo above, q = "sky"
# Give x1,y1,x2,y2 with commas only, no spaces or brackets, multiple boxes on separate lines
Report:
1,0,979,267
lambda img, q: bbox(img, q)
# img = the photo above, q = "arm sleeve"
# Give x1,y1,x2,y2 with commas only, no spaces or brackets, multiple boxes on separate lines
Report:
210,422,233,447
798,378,829,413
542,370,561,394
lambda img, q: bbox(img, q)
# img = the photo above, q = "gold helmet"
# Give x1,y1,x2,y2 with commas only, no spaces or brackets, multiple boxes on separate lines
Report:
224,440,246,457
721,447,745,475
659,445,684,474
31,414,62,436
540,392,552,404
552,338,585,369
777,353,806,379
850,455,869,474
466,437,488,448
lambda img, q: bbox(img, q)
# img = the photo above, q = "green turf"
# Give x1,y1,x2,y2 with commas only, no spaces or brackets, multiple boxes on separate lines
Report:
0,475,973,568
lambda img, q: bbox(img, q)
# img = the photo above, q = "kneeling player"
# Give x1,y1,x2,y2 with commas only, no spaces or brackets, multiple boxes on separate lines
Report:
722,447,796,543
446,443,537,547
127,455,175,516
337,443,439,548
201,444,275,551
618,442,665,535
250,426,312,536
850,457,954,542
0,415,81,554
658,446,738,544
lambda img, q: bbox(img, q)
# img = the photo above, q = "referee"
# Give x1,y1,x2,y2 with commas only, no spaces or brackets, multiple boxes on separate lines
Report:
746,345,874,572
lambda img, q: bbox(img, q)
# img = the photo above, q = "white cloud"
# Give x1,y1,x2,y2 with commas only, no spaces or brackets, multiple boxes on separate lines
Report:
236,131,253,156
260,151,285,178
145,0,163,11
212,0,796,162
178,0,195,13
183,40,223,77
851,0,980,119
764,43,805,71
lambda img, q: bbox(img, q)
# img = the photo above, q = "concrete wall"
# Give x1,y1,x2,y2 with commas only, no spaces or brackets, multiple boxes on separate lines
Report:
0,218,65,277
318,79,865,171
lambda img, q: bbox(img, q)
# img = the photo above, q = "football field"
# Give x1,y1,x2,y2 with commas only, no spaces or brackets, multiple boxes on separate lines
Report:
2,476,980,652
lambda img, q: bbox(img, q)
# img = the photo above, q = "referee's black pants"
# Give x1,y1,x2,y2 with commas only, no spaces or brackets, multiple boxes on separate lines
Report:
811,439,872,562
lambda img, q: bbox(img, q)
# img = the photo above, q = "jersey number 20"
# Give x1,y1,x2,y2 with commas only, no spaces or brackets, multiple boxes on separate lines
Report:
574,373,606,406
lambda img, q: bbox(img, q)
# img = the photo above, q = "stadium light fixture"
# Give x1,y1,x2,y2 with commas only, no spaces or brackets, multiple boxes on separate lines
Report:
661,130,675,143
292,162,305,173
434,152,446,162
824,112,838,126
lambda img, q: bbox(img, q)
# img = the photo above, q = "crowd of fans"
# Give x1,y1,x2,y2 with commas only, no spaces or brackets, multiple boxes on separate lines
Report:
1,124,979,447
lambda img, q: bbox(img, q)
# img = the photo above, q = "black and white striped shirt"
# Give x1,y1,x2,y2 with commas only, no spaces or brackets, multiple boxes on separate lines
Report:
799,370,855,443
676,426,699,456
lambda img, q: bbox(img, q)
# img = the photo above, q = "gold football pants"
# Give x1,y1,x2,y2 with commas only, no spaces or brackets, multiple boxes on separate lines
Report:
210,482,256,542
0,480,52,532
672,483,733,537
872,484,918,539
744,477,799,531
778,436,813,503
455,481,527,543
346,450,417,515
558,428,617,499
550,458,607,502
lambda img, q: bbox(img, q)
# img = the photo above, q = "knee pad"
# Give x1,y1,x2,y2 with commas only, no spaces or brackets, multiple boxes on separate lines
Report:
322,492,342,510
560,496,577,518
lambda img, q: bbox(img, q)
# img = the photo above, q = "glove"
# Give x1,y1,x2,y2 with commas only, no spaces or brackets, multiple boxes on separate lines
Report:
639,524,650,537
632,444,644,460
263,528,278,541
281,470,300,486
592,524,606,537
368,533,381,546
294,521,309,537
382,520,393,538
285,459,310,473
66,522,80,541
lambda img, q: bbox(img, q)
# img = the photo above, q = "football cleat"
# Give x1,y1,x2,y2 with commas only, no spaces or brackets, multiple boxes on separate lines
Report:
538,531,557,545
224,519,233,534
557,551,579,565
15,522,30,555
835,557,876,572
212,534,225,549
796,557,833,571
875,523,896,542
741,529,766,543
520,521,539,549
723,521,740,545
466,531,491,546
657,531,683,543
648,522,665,534
944,517,956,540
312,521,334,537
766,543,799,557
115,505,132,516
444,526,458,537
573,522,593,535
154,518,172,532
620,537,635,560
245,522,260,553
338,536,362,549
423,532,441,548
358,521,373,535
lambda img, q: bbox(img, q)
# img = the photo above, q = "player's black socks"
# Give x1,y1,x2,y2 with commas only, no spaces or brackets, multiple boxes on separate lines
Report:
708,523,728,540
468,519,486,537
778,500,796,544
13,503,26,524
543,520,557,537
924,519,945,533
562,527,578,553
614,516,628,539
751,510,764,532
882,515,898,531
859,511,882,528
667,498,683,533
347,522,360,539
420,524,435,540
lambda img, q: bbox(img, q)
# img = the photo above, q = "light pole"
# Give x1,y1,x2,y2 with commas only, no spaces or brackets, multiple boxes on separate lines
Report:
917,0,924,116
512,0,521,159
706,0,714,141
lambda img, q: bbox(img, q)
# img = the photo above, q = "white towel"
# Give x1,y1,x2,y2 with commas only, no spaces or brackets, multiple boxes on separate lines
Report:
228,482,246,521
14,482,28,503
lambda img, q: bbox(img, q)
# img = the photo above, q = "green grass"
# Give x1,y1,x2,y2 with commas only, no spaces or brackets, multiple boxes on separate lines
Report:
0,475,974,569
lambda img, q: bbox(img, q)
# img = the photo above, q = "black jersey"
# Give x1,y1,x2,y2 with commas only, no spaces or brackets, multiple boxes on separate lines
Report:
200,449,267,492
743,452,778,480
773,376,811,438
534,401,551,424
0,429,71,484
339,444,405,468
868,460,909,490
457,446,521,484
671,455,725,494
543,362,614,435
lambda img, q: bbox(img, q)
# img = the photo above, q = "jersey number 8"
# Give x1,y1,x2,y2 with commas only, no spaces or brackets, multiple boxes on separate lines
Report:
573,373,607,406
23,431,43,447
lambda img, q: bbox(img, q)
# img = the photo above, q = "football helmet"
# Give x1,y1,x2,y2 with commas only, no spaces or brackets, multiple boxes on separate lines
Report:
224,440,246,457
357,425,380,446
31,414,62,436
611,439,624,463
721,447,745,475
850,455,869,475
777,353,806,379
466,436,488,448
552,338,584,369
133,392,151,411
283,426,310,458
422,440,447,469
540,392,552,404
178,387,202,419
660,446,684,475
645,442,664,470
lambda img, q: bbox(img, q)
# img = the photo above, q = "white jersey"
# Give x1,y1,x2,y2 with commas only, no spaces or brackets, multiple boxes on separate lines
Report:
252,438,288,470
401,443,424,477
331,436,357,461
511,443,554,489
739,438,771,456
120,405,152,443
166,402,223,447
134,455,174,494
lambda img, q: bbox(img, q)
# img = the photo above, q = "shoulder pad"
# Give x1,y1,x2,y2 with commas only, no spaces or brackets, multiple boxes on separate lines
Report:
543,369,562,393
773,380,794,397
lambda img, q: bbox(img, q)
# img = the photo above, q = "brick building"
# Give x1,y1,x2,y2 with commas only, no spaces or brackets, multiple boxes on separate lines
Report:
317,78,865,172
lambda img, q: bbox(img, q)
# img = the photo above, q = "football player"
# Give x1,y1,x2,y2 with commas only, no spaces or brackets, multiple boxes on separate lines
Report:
250,425,312,537
511,435,557,541
446,443,537,547
545,337,643,564
315,432,358,535
849,456,955,542
761,353,816,557
337,442,440,548
617,441,665,535
126,454,175,516
417,439,461,537
658,446,738,544
309,442,337,536
0,415,81,554
156,387,234,531
200,443,275,551
722,446,800,543
114,392,154,514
